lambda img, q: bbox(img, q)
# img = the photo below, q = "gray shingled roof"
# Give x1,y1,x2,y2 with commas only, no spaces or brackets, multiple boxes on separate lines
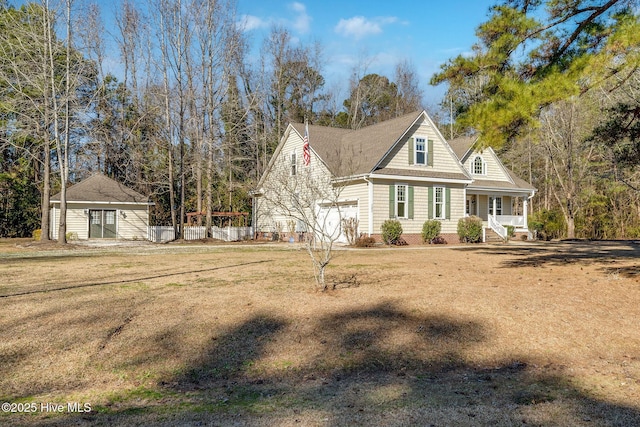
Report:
448,136,476,160
503,168,537,191
288,114,535,193
51,174,149,203
291,111,422,176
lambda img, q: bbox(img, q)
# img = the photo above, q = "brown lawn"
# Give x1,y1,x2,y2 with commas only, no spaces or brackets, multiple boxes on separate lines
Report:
0,238,639,426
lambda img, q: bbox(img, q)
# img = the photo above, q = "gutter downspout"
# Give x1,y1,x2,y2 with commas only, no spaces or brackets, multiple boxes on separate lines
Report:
363,175,373,236
526,190,536,239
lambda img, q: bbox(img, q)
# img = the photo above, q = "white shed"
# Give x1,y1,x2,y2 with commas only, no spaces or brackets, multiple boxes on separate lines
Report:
49,174,152,240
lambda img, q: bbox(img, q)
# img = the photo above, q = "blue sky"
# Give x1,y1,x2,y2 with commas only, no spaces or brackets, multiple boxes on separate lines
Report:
237,0,496,106
9,0,495,107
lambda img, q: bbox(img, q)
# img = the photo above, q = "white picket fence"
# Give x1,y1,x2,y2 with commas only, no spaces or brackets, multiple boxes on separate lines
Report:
147,226,253,243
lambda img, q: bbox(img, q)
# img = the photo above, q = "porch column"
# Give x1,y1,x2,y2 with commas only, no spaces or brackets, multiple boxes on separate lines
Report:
367,178,374,236
463,187,467,217
523,197,528,229
492,197,497,219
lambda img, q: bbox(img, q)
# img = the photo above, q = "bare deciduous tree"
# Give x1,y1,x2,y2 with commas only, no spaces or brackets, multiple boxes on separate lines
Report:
537,98,598,238
257,142,361,290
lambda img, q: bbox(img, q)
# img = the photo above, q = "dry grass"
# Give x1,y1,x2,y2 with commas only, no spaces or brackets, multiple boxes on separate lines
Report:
1,238,639,426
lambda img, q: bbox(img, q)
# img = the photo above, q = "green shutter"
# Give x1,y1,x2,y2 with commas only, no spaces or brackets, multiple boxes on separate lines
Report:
428,186,433,219
408,138,414,165
445,188,451,219
408,186,414,219
389,185,395,218
427,140,434,166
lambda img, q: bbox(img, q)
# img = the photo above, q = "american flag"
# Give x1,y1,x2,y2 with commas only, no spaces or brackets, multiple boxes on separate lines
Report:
303,121,310,166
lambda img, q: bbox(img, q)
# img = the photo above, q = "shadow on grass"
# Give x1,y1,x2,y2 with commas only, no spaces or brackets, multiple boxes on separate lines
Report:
24,302,640,426
600,264,640,279
455,240,640,269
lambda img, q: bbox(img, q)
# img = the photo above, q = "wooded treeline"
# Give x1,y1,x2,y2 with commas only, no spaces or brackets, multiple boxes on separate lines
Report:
0,0,424,240
434,0,640,240
1,0,639,241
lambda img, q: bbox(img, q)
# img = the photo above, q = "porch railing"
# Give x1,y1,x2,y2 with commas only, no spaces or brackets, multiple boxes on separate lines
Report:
488,215,507,241
495,215,525,228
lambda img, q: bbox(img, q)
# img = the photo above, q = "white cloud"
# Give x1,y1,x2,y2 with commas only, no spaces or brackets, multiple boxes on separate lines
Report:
335,16,398,40
290,2,311,34
238,3,311,35
238,14,268,32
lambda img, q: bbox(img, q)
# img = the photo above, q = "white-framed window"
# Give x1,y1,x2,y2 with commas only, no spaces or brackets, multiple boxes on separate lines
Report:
91,211,100,225
472,155,485,175
488,196,502,216
434,186,445,219
415,137,426,165
105,210,115,225
396,184,407,219
290,151,297,176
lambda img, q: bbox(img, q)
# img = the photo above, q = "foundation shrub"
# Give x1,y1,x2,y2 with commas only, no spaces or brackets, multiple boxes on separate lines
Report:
457,216,483,243
381,220,403,245
421,220,442,244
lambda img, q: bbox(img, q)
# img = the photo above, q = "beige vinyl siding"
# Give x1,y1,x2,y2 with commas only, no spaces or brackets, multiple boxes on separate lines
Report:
68,207,89,239
380,121,465,175
117,207,148,239
257,127,335,234
371,179,465,235
466,149,512,182
49,206,86,240
49,203,148,240
338,181,367,227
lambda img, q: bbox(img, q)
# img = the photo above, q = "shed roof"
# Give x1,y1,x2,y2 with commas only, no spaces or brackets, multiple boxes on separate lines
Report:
51,174,149,204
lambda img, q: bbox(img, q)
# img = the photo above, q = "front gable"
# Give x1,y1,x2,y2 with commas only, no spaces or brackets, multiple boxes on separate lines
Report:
258,123,335,193
374,112,470,180
463,147,514,184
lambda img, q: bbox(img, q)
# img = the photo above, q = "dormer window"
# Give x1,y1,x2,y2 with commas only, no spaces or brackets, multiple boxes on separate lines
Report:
472,156,486,175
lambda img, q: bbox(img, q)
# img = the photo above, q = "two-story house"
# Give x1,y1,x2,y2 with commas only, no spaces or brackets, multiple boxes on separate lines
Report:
253,110,535,244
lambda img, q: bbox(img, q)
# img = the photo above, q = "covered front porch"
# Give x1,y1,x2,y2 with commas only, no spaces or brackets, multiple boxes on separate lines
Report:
465,192,533,239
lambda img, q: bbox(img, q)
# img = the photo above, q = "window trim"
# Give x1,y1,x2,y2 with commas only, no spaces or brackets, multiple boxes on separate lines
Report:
472,155,486,175
415,137,427,166
488,196,503,216
395,184,408,219
290,151,297,176
434,186,446,219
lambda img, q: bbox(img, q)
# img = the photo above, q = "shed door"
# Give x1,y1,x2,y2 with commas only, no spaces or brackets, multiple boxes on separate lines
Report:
89,209,117,238
103,210,117,238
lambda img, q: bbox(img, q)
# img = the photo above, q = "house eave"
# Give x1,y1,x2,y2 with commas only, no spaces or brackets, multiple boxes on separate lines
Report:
369,173,473,185
331,173,369,184
466,186,534,195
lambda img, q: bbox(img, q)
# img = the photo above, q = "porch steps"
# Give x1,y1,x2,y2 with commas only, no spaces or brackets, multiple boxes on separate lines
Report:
485,228,506,243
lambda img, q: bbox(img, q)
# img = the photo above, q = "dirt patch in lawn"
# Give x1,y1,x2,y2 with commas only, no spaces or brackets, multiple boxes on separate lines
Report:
0,240,639,426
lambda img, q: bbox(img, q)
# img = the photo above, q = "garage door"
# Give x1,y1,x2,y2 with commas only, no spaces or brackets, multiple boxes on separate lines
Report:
316,203,358,243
